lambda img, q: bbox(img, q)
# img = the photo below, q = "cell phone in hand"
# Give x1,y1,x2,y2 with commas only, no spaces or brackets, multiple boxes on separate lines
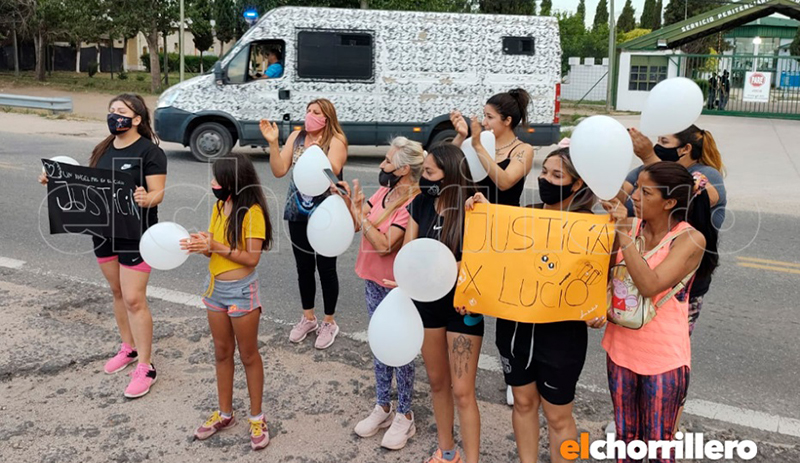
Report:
323,168,347,195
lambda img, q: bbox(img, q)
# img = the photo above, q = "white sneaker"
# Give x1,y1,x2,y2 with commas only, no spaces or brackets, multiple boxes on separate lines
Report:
506,385,514,406
381,411,416,450
354,404,394,438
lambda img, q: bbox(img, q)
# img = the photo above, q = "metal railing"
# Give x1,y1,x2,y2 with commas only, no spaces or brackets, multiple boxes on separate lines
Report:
0,94,73,113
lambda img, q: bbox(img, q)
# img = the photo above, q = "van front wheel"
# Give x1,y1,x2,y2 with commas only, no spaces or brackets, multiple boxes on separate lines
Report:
189,122,233,162
428,128,457,148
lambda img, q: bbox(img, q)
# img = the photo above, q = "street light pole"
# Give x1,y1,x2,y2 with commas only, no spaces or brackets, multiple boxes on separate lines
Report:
752,36,761,72
606,0,616,112
179,0,185,82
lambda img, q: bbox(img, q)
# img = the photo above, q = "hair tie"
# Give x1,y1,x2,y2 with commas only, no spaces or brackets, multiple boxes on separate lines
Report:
558,137,571,149
692,172,709,198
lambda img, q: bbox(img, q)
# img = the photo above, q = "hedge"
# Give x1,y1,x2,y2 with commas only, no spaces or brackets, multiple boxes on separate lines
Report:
694,78,710,100
140,53,219,73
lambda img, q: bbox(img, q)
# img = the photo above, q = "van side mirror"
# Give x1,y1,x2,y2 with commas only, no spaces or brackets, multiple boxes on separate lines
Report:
214,62,224,86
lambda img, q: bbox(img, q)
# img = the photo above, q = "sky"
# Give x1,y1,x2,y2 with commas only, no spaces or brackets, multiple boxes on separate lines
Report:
553,0,648,28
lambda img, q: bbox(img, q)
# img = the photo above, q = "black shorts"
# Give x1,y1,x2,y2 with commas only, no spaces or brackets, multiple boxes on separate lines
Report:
414,289,484,337
495,319,584,405
92,236,150,271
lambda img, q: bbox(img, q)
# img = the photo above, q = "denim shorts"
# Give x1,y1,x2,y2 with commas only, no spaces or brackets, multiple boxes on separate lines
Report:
202,271,262,318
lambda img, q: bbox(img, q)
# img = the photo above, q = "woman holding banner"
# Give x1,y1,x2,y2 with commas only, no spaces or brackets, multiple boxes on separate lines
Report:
260,99,348,349
602,162,719,461
392,144,480,463
38,93,167,398
334,137,424,450
466,147,606,463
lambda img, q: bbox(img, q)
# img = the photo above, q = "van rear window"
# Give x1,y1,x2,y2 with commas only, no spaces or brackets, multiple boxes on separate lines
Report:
297,30,374,81
503,37,535,56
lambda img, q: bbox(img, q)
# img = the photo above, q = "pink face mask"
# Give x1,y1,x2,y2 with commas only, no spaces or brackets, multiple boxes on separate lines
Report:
304,112,327,132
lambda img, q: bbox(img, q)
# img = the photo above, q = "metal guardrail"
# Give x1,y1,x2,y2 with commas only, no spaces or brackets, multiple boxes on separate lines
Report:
0,94,73,113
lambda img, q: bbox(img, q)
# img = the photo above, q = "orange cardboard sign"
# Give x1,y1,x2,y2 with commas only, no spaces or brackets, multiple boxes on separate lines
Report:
454,204,614,323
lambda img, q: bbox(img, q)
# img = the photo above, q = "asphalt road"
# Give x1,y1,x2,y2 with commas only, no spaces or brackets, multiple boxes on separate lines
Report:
1,127,799,427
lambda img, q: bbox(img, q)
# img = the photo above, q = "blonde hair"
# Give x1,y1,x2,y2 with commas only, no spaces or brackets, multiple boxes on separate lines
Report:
373,137,424,227
306,98,348,152
675,125,725,176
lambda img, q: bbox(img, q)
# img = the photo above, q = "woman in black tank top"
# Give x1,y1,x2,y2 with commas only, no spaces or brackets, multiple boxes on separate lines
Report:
450,89,536,207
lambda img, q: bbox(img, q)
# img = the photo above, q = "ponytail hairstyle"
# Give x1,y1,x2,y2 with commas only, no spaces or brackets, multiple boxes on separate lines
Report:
212,153,273,252
373,137,424,227
642,162,719,282
674,124,725,175
486,88,531,129
544,147,597,212
427,144,476,257
89,93,159,168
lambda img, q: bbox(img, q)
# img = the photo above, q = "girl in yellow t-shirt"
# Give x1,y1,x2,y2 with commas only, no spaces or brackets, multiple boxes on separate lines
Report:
180,153,274,451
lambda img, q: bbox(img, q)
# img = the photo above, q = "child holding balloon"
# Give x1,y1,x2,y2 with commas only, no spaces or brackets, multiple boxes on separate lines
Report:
180,153,273,451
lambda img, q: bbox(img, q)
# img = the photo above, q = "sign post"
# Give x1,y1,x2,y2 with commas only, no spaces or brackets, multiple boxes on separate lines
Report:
744,71,771,103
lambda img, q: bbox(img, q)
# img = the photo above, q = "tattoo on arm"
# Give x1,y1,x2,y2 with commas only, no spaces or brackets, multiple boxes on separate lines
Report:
451,334,473,379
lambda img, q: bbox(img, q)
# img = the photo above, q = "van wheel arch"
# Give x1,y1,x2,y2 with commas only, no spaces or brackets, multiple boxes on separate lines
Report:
427,121,457,149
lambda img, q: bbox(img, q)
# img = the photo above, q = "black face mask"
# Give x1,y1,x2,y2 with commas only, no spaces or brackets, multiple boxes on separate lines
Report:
107,113,134,136
538,177,575,205
419,176,444,197
212,186,231,202
379,168,402,189
654,144,683,163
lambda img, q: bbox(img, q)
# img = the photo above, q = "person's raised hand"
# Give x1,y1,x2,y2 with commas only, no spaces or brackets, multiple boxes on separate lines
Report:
259,119,279,144
628,127,656,161
38,172,48,185
469,116,484,148
450,110,468,139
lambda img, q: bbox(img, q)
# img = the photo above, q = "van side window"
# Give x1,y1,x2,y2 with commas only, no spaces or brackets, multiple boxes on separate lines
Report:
226,45,251,84
297,30,374,81
503,37,535,56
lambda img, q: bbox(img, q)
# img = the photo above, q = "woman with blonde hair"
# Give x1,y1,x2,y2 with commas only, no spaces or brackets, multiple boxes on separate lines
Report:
260,98,348,349
336,137,424,450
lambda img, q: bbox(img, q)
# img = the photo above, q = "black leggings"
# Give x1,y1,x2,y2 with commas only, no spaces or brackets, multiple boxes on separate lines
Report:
288,220,339,316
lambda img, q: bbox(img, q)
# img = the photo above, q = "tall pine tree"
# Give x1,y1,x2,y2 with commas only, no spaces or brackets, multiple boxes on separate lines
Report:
640,0,654,29
576,0,586,24
540,0,552,16
617,0,636,33
593,0,609,31
653,0,663,30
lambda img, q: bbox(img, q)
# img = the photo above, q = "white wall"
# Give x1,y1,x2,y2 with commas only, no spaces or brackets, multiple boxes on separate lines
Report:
562,57,609,102
616,50,681,112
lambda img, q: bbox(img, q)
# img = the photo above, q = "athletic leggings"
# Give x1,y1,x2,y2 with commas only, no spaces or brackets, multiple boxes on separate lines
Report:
288,220,339,316
366,280,415,414
607,356,690,463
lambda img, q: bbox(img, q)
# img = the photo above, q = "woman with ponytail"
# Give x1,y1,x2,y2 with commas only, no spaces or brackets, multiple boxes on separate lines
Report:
602,162,718,461
623,124,726,335
38,93,167,398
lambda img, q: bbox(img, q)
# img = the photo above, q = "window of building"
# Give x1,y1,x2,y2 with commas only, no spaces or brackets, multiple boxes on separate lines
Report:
502,37,535,56
629,56,669,91
296,30,373,81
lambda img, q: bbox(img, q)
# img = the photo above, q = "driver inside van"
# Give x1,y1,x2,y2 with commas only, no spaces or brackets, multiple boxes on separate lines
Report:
252,47,283,80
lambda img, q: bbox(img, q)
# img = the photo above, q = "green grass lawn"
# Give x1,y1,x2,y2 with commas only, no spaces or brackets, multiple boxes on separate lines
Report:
0,71,201,95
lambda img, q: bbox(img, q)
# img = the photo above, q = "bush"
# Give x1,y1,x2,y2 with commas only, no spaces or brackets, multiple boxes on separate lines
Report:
694,78,710,100
87,61,98,77
117,71,128,80
140,52,219,74
135,74,145,81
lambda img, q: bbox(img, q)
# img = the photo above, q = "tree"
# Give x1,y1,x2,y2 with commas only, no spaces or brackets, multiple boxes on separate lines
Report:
479,0,535,15
664,0,717,53
556,10,587,75
640,0,653,28
592,0,608,31
539,0,551,16
653,0,663,30
576,0,586,24
190,0,214,72
114,0,178,92
617,0,636,33
214,0,236,56
790,27,800,57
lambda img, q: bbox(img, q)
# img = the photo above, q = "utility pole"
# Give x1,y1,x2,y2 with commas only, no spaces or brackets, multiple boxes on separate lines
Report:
606,0,616,112
180,0,185,82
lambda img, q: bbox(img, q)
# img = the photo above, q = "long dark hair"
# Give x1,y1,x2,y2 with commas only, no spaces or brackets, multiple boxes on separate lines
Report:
544,147,597,212
90,93,159,167
642,162,719,281
212,153,273,251
673,124,725,175
428,144,475,257
486,88,530,129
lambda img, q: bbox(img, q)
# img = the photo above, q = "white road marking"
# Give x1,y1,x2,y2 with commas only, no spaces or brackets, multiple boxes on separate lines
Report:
2,257,799,438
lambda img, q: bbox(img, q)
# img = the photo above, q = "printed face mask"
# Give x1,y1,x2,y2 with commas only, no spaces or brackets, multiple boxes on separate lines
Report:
107,113,133,135
419,176,444,197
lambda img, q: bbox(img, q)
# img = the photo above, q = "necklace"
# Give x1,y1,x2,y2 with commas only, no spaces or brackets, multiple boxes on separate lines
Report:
495,137,518,153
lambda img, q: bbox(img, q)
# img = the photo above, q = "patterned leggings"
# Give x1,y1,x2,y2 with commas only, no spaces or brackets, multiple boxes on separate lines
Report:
365,280,415,414
607,356,690,463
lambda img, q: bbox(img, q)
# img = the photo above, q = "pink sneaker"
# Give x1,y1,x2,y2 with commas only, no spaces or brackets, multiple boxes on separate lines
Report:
289,316,318,343
124,363,157,398
249,416,270,450
194,411,235,440
104,343,137,374
314,322,339,350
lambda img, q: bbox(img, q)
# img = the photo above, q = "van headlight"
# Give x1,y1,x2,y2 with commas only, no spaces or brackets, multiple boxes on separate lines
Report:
157,89,181,109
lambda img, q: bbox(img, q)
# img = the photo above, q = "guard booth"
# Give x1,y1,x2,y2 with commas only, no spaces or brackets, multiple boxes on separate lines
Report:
613,0,800,120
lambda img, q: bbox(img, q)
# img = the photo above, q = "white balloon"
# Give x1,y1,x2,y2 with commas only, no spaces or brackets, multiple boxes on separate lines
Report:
292,145,332,196
307,195,355,257
640,77,704,137
50,156,79,166
570,115,634,201
139,222,191,270
461,131,495,182
368,288,424,367
393,238,458,302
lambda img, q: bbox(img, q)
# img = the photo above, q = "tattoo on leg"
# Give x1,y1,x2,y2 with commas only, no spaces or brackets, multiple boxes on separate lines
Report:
451,335,472,379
